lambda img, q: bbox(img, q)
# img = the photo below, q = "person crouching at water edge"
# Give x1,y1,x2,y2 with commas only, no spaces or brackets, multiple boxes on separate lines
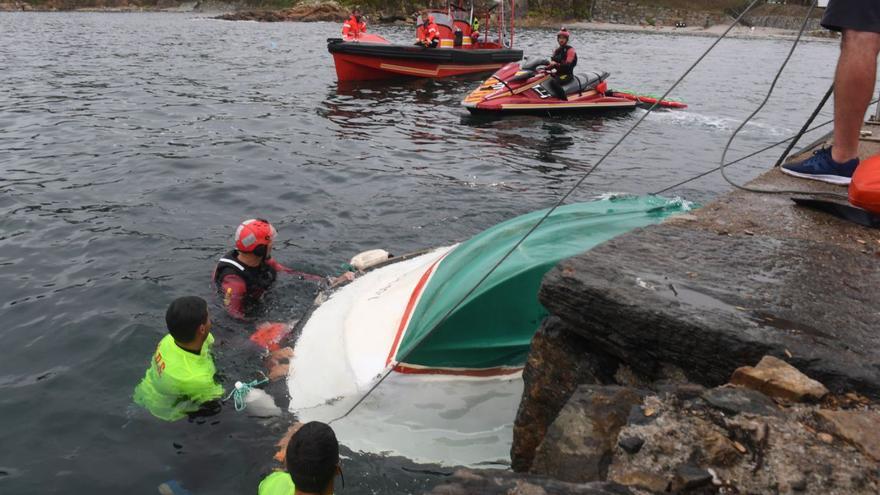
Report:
342,6,366,40
259,422,341,495
416,14,440,48
133,296,224,421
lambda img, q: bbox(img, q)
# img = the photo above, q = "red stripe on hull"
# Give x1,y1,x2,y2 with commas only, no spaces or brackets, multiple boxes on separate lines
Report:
393,363,523,377
332,53,505,82
384,256,444,367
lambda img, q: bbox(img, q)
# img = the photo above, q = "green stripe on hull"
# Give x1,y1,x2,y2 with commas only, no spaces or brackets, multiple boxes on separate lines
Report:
397,195,693,370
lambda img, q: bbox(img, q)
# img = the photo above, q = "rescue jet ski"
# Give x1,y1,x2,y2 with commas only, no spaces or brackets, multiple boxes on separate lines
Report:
462,58,636,113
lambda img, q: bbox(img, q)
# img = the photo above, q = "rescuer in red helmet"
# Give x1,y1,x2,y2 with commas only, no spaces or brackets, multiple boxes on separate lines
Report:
212,218,354,320
547,27,578,101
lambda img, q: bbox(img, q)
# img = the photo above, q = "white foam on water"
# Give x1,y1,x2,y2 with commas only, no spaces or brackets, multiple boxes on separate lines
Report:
644,109,793,137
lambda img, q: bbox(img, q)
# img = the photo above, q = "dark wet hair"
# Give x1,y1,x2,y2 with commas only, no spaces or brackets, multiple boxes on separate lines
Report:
286,422,339,493
165,296,208,343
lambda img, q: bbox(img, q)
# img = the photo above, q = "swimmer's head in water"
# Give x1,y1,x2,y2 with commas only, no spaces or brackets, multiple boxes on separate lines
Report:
165,296,209,343
287,421,340,493
235,218,276,257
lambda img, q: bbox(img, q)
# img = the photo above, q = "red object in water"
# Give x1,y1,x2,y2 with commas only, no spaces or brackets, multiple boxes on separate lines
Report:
250,322,290,351
612,91,688,109
328,37,522,82
849,154,880,215
461,61,637,114
328,5,523,82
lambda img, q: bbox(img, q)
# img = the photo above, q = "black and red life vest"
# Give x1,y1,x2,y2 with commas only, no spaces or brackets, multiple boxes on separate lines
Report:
212,250,277,304
551,44,577,78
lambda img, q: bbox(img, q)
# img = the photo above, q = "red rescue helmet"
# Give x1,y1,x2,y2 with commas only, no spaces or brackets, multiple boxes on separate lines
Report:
235,218,277,254
557,27,570,39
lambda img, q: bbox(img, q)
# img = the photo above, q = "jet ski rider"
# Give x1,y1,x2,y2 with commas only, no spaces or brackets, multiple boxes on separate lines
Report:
213,218,354,320
547,27,577,101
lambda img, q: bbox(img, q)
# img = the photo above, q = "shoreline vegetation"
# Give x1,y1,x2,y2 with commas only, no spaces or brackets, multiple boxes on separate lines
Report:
0,0,837,41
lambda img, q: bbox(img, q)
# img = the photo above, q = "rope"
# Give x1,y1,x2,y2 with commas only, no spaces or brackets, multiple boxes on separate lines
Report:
328,0,765,425
772,83,833,168
224,374,269,412
718,0,848,199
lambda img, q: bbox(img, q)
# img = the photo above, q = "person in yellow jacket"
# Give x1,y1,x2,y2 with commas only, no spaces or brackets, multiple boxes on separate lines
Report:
259,422,340,495
133,296,224,421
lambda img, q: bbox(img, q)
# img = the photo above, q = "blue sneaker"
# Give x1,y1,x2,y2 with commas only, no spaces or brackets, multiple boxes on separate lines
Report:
781,147,859,185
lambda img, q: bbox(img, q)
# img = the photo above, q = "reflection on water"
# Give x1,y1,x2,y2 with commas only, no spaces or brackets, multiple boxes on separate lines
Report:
0,12,839,495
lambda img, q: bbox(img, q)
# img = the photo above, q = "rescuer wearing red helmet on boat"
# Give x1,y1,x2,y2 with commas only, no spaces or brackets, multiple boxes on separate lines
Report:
417,14,440,48
213,218,354,320
547,27,577,101
342,7,367,40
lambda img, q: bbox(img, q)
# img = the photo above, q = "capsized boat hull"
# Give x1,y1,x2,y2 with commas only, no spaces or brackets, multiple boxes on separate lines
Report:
286,195,693,464
288,195,694,408
328,38,523,81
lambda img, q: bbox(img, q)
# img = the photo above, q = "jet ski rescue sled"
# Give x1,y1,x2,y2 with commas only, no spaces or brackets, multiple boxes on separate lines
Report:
328,0,523,82
463,59,687,113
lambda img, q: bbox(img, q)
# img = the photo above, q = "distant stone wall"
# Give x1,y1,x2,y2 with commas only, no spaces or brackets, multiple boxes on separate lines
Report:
592,0,728,27
743,14,822,31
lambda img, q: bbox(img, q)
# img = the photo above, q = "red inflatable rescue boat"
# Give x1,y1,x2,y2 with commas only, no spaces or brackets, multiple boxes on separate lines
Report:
329,1,523,82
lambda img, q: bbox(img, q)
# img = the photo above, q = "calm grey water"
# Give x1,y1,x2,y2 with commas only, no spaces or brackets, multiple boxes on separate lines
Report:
0,12,839,494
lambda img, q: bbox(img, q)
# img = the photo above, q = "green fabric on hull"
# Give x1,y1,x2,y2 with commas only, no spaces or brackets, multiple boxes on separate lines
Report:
396,195,693,370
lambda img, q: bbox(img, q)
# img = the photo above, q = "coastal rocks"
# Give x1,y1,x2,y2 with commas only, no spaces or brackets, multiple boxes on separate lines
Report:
215,1,348,22
538,224,880,398
530,385,644,482
0,0,32,10
511,317,619,472
592,0,726,28
731,355,829,402
424,469,633,495
605,392,880,494
514,349,880,493
814,410,880,461
701,385,781,417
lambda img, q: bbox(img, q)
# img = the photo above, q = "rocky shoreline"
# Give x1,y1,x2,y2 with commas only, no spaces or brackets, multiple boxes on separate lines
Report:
426,130,880,494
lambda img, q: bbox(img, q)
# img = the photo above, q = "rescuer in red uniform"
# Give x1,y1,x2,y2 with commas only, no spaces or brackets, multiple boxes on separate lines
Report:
342,7,367,40
417,14,440,48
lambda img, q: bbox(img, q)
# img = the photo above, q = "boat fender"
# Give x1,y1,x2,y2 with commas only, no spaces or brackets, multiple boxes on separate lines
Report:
350,249,393,271
849,154,880,216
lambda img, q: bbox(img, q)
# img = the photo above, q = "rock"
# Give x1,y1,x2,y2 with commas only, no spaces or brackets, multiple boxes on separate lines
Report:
672,464,713,491
530,385,644,483
608,469,669,493
618,436,644,455
423,468,634,495
814,409,880,461
539,224,880,399
626,404,657,426
607,393,880,494
701,386,780,417
215,1,349,22
702,431,740,467
512,317,618,472
730,355,829,402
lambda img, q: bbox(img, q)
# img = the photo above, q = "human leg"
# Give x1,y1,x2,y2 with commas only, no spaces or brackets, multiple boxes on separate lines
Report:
831,30,880,162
